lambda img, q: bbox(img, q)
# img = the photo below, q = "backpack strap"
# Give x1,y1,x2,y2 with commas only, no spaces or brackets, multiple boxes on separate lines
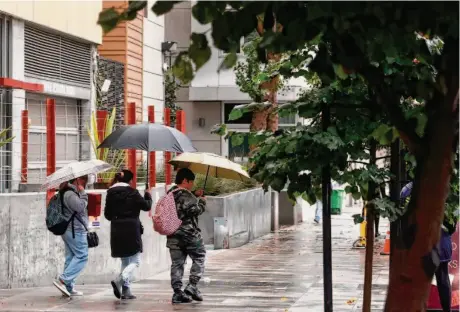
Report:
59,188,89,238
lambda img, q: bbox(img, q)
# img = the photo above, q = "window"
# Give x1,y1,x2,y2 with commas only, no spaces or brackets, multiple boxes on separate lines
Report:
224,103,297,126
223,102,297,163
0,15,12,77
26,94,81,183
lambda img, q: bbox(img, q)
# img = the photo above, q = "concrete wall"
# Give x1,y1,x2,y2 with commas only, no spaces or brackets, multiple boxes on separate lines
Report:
0,186,170,289
199,188,271,248
0,1,102,44
279,191,304,226
178,101,221,154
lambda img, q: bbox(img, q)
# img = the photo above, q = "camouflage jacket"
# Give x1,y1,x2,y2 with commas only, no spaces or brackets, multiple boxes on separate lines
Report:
168,186,206,240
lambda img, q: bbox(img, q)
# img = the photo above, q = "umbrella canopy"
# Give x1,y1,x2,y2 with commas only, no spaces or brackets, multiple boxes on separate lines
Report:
42,159,112,190
169,152,252,183
97,123,196,153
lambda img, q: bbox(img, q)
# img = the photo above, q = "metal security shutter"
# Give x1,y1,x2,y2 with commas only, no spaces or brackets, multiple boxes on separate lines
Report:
24,25,91,87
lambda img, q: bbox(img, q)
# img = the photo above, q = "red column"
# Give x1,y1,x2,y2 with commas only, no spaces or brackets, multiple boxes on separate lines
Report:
175,110,182,156
164,108,171,186
127,102,137,187
46,99,56,204
21,110,28,183
96,110,108,160
148,106,156,188
180,110,186,133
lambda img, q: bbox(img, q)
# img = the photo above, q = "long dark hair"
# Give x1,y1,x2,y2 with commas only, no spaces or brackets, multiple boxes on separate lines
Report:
111,169,134,186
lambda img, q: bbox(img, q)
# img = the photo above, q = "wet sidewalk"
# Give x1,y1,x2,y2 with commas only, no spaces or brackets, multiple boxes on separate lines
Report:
0,205,389,312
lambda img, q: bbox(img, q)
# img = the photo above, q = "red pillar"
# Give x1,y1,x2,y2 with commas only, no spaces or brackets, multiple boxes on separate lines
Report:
46,99,56,204
96,110,108,159
21,110,28,183
175,110,182,156
127,102,137,187
148,106,156,188
180,110,186,133
164,108,172,186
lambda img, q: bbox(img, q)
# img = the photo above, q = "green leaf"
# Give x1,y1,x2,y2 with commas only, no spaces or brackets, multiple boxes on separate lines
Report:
97,8,120,34
189,33,211,70
172,52,194,84
231,133,245,147
333,64,348,80
352,192,362,200
352,213,365,224
152,1,180,16
271,176,286,192
228,108,244,121
218,52,238,71
210,124,227,136
192,2,215,24
302,192,317,205
285,141,297,154
344,185,352,193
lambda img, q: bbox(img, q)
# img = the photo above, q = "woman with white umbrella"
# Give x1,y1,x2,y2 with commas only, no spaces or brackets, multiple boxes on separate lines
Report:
44,160,112,297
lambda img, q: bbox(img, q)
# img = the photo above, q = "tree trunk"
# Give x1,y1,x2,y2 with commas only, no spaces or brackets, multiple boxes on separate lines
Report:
249,19,280,148
384,97,457,311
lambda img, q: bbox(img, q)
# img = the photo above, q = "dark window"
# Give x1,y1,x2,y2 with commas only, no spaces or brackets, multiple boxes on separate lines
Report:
0,16,12,77
224,103,253,124
224,103,296,125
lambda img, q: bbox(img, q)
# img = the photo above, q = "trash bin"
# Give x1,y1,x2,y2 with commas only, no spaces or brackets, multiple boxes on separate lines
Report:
331,190,344,215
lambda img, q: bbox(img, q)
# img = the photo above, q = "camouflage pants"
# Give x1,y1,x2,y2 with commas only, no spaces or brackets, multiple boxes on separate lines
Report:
167,235,206,291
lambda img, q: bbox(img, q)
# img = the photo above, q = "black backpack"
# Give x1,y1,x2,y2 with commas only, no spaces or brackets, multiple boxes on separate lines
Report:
45,189,77,236
45,189,99,248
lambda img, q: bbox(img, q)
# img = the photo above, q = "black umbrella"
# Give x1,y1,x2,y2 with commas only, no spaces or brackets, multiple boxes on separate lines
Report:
98,123,197,187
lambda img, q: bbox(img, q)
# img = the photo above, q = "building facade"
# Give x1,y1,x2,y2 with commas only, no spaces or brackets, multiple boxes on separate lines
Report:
0,1,102,192
164,2,309,163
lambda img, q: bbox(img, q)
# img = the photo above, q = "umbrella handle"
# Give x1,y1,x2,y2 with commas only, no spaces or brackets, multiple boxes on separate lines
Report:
203,166,210,191
145,156,149,191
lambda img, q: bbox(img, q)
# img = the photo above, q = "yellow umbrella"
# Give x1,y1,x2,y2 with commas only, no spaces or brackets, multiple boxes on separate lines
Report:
169,152,252,189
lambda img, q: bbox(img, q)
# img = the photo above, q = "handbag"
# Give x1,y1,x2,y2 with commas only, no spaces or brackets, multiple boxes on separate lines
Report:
73,215,99,248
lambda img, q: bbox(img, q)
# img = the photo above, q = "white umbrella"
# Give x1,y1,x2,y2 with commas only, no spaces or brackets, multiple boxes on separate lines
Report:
42,159,112,190
169,152,252,189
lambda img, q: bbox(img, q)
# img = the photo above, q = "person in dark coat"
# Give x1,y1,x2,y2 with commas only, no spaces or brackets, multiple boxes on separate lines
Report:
104,169,152,300
436,216,457,312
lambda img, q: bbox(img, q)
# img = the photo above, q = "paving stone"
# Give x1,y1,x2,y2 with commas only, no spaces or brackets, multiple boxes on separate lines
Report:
0,205,389,311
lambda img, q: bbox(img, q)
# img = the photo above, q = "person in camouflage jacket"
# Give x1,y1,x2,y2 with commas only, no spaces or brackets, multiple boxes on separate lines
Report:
166,168,206,304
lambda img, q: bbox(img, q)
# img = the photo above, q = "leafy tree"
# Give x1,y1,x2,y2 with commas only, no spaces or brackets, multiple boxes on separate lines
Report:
164,70,180,126
98,2,459,310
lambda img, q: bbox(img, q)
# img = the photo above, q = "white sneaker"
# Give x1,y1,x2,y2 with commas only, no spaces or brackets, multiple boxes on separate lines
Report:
53,279,70,297
69,289,83,296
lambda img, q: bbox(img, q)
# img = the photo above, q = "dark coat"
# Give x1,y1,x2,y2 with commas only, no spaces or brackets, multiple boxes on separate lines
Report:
104,183,152,258
438,217,457,262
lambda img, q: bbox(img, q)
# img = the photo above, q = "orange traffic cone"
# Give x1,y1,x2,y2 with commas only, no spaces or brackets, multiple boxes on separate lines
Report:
380,230,390,255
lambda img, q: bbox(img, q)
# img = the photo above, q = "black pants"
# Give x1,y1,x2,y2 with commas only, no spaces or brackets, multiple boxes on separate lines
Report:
435,262,451,312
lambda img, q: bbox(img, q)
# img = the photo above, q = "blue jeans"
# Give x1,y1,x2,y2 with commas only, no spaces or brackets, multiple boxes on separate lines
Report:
60,231,88,291
314,201,322,222
120,252,141,287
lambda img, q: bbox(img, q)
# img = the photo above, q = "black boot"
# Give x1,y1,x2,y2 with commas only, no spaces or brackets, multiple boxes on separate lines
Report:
172,289,192,304
184,283,203,301
121,286,136,300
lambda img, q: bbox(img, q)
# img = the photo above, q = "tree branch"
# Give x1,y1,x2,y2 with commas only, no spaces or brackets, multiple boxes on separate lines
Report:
348,161,369,165
359,65,422,155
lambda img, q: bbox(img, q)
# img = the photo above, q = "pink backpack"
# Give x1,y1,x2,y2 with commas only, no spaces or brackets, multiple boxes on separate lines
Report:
152,188,182,235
